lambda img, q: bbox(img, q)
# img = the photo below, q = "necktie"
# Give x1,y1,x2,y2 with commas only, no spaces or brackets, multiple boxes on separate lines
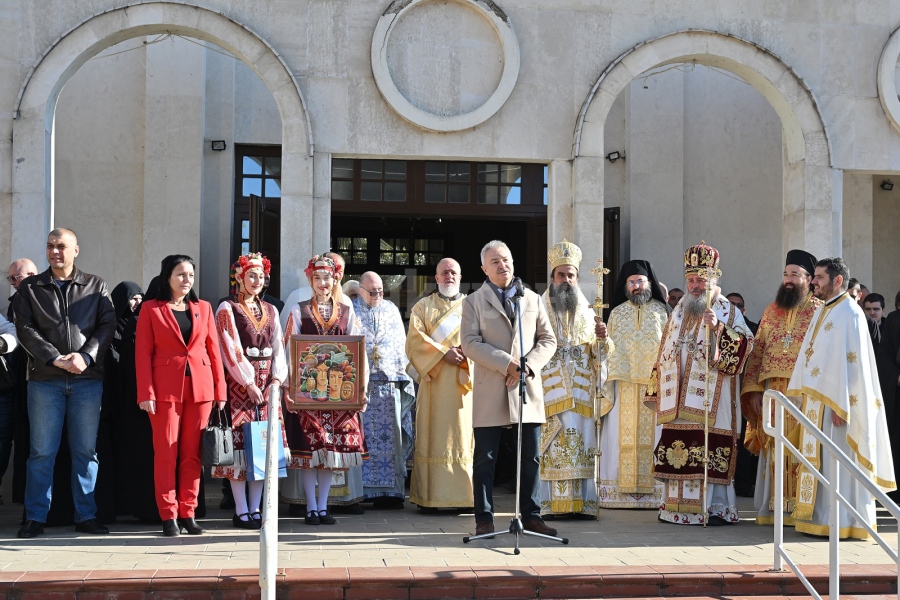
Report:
504,292,516,324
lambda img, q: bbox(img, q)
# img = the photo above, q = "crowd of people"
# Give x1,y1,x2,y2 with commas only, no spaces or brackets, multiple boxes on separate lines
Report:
1,228,897,541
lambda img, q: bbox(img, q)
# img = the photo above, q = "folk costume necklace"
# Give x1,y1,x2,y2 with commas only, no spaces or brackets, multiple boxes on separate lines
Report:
803,292,846,368
237,292,266,331
310,296,341,335
780,292,813,354
363,304,383,369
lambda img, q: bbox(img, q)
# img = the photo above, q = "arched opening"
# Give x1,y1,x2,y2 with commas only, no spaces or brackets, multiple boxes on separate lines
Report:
11,2,315,295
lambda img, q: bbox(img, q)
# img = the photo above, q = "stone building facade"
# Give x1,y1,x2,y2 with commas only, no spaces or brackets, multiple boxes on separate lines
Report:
2,0,900,321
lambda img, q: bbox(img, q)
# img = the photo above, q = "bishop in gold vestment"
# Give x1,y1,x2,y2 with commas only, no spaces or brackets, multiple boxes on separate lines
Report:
597,260,668,509
740,249,821,525
406,259,474,510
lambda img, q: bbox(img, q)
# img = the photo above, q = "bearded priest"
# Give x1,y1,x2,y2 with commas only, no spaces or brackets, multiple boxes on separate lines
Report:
595,260,668,509
645,243,754,525
538,240,603,519
740,250,821,526
787,257,896,538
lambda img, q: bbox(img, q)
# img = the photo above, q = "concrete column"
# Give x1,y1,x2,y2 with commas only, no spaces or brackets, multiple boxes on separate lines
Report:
841,173,873,286
546,158,573,248
10,116,52,274
571,154,605,294
782,160,842,262
628,73,685,292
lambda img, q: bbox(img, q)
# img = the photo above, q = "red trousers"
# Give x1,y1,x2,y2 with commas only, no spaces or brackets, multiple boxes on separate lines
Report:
148,378,213,520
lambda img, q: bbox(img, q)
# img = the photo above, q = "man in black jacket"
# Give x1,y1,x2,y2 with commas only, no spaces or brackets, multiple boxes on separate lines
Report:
13,228,116,538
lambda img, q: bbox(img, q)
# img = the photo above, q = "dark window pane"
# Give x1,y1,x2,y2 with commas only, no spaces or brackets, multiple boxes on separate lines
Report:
353,252,366,264
380,252,393,265
361,160,382,180
501,185,521,205
243,156,263,175
449,162,470,182
477,163,498,183
448,185,469,203
425,162,447,181
431,239,443,251
385,182,406,202
425,184,446,203
396,252,409,265
331,181,353,200
385,161,407,180
332,158,354,179
429,254,441,265
265,178,281,198
337,237,351,251
414,252,426,266
500,164,522,184
414,239,428,252
354,237,368,250
243,178,262,196
477,186,498,204
380,239,395,251
361,182,382,201
265,157,281,177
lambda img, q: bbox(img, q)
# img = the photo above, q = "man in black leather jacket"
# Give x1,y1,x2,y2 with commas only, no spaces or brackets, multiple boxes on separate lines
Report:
12,228,116,538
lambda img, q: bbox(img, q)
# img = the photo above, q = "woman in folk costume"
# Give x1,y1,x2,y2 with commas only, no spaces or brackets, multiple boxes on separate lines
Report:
283,254,369,525
214,253,290,529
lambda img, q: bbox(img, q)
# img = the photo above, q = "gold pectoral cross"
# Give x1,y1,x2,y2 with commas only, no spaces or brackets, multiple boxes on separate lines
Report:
371,344,382,369
781,332,794,353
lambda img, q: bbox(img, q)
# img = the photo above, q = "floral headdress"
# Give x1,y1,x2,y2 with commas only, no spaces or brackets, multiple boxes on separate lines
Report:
230,252,272,294
304,254,342,279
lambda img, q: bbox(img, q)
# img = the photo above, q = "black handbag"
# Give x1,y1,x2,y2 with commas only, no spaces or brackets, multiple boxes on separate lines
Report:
201,405,234,467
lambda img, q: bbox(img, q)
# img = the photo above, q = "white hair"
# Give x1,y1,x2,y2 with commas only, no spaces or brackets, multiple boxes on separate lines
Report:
480,240,509,265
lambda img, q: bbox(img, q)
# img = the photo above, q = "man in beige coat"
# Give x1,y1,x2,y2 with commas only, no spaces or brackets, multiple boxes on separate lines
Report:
461,240,557,537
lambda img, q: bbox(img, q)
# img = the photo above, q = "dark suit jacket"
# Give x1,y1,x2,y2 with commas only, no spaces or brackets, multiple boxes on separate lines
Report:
135,299,226,404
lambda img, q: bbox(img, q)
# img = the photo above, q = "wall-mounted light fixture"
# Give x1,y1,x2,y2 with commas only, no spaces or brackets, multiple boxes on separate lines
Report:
881,179,893,191
211,140,227,151
606,151,625,163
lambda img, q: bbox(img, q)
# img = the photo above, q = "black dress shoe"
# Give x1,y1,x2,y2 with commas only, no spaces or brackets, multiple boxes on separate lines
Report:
706,515,734,526
17,520,44,539
418,506,439,514
162,519,180,537
332,503,364,515
317,510,336,525
75,518,109,535
233,513,260,530
304,511,320,526
177,517,205,535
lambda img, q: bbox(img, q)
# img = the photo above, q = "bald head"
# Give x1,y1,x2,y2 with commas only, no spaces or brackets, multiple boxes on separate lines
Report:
436,258,461,297
8,258,38,290
359,271,384,307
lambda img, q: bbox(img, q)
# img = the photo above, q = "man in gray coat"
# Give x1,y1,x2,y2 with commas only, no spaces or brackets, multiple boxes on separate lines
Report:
461,240,557,537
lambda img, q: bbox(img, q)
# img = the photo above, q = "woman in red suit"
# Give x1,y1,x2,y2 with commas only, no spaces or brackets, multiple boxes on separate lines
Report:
135,254,227,537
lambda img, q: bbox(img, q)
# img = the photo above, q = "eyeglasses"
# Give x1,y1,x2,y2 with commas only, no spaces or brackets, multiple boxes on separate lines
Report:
6,274,35,284
361,287,384,296
625,279,648,287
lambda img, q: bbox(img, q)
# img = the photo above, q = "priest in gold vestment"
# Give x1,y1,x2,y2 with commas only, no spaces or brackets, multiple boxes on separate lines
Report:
787,257,895,539
740,249,821,525
406,258,475,511
596,260,668,509
645,243,753,525
538,240,602,518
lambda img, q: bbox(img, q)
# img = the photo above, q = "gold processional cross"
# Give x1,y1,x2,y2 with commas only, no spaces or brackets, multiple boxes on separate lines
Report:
589,260,610,319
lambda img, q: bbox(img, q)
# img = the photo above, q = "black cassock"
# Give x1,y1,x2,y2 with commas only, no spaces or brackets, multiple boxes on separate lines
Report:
876,310,900,500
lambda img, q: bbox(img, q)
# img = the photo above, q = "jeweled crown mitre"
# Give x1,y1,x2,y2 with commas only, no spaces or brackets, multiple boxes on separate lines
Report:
548,239,582,271
683,242,721,278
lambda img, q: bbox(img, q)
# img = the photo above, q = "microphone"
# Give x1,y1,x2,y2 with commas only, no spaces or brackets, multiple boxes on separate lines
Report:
513,277,525,298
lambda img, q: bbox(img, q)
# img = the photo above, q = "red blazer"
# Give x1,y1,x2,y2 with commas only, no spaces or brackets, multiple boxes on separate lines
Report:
135,299,227,404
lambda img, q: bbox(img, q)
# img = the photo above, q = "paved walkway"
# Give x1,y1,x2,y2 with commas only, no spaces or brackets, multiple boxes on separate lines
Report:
0,490,894,572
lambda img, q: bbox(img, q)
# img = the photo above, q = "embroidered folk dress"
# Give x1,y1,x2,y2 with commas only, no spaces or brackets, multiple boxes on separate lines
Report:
787,292,896,539
645,295,753,524
405,292,474,509
283,299,368,471
597,298,668,509
213,296,290,481
740,293,821,525
352,297,415,501
538,288,602,516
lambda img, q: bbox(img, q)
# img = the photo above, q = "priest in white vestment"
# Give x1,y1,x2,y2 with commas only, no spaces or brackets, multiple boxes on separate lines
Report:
596,259,668,509
645,243,753,525
787,257,896,539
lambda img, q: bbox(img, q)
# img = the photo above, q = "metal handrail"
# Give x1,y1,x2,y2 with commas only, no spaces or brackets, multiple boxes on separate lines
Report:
762,389,900,600
260,384,282,600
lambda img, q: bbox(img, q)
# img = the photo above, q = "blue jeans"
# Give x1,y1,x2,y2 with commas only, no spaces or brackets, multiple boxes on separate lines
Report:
0,391,13,486
25,379,103,523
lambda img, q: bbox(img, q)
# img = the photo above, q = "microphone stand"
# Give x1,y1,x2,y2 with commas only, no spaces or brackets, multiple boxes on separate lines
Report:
463,280,569,554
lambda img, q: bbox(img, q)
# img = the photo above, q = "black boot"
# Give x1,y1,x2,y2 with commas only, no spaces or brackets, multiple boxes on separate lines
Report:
177,517,205,535
162,519,180,537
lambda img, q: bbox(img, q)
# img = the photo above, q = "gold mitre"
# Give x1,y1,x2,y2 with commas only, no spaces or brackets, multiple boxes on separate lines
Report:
684,241,722,278
548,239,582,271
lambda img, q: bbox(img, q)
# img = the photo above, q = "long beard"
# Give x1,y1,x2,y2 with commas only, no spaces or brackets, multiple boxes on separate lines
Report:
683,294,707,319
628,288,651,306
775,283,805,310
549,282,579,316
